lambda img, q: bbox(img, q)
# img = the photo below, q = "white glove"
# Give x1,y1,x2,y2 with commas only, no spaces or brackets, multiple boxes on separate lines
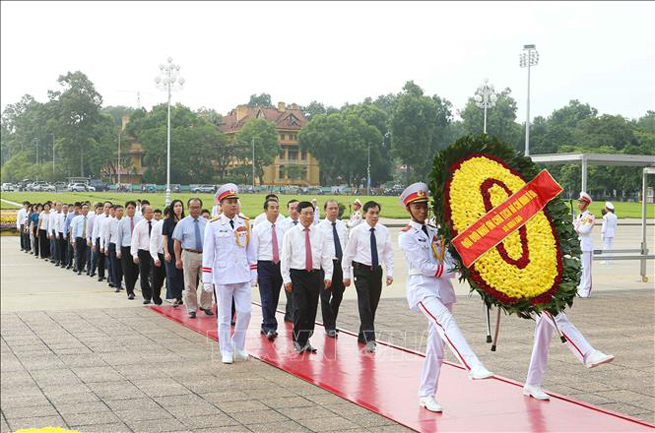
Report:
203,283,213,293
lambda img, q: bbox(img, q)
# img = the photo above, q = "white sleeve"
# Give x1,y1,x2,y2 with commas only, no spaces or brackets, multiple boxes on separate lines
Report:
398,232,453,278
341,228,358,279
281,230,293,285
130,224,139,258
202,223,215,284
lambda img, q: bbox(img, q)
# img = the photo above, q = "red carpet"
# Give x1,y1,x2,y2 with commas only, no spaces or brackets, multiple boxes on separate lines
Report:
150,304,653,432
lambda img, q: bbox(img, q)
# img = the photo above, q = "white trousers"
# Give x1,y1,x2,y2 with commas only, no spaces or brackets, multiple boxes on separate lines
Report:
417,297,483,398
601,237,614,264
526,312,593,386
577,251,593,297
215,282,252,355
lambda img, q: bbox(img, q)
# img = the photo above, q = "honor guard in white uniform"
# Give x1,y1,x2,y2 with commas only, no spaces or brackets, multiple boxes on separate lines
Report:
601,201,618,264
347,199,363,229
202,184,257,364
574,192,595,297
397,183,493,413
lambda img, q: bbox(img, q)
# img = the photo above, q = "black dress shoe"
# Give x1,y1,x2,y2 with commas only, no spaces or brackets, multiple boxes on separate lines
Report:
202,308,214,316
189,312,196,319
108,282,114,288
127,294,135,300
77,270,82,275
143,300,151,305
303,344,317,353
267,331,277,342
154,299,163,306
114,288,121,293
97,276,104,282
90,272,96,278
326,329,338,338
284,316,293,323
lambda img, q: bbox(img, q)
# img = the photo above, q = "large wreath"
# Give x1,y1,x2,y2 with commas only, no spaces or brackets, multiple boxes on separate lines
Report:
430,135,581,318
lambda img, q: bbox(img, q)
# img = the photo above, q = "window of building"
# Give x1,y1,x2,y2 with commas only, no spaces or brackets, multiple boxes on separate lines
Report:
301,151,307,161
288,145,299,161
279,149,286,160
278,165,285,179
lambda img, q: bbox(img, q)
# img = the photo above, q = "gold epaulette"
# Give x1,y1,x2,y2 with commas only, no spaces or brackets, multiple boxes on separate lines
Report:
210,217,220,222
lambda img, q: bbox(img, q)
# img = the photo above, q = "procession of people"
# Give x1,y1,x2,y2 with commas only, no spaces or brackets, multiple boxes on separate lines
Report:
13,183,616,413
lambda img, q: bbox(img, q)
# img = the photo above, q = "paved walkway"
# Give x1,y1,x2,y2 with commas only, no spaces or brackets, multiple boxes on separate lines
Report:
1,234,653,431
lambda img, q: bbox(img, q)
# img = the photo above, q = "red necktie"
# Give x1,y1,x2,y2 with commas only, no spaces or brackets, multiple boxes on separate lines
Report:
272,223,279,265
304,227,312,271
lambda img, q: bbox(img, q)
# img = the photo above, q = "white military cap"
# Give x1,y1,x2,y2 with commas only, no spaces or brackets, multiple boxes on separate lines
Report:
399,182,429,206
578,191,592,204
605,201,614,210
216,183,239,202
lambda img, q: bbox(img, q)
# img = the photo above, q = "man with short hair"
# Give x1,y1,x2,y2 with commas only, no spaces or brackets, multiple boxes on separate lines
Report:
91,202,111,281
71,203,91,276
101,205,116,288
203,185,256,363
342,200,393,353
18,202,30,252
48,202,60,263
173,198,213,318
116,201,142,300
131,205,155,304
153,208,162,221
251,198,286,341
280,199,300,322
574,192,595,297
108,205,124,292
85,203,102,276
56,204,68,267
317,199,348,338
311,198,320,225
149,211,165,305
601,201,618,264
63,203,80,269
281,201,333,353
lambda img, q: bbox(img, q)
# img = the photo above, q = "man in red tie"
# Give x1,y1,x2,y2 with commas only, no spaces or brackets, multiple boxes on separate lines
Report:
251,198,287,341
281,201,334,353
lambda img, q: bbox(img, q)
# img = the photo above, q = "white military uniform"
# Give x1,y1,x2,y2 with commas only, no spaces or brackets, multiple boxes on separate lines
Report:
347,209,363,229
601,202,618,264
202,185,257,358
574,193,595,297
398,183,491,404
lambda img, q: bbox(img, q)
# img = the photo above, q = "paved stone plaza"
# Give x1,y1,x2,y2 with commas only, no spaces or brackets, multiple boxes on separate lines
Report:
1,226,653,432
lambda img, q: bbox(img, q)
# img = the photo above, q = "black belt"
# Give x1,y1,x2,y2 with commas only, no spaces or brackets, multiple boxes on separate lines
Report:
353,261,381,271
291,268,321,273
184,248,202,254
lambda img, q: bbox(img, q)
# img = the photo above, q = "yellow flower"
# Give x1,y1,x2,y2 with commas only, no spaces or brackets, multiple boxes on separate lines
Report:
448,156,559,300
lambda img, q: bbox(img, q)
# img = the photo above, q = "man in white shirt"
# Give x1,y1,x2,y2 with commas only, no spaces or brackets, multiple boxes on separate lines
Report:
317,199,348,338
347,199,363,229
91,202,111,282
131,205,155,304
85,203,101,276
342,200,394,353
601,201,618,264
55,204,68,267
116,201,142,300
71,203,91,276
281,201,333,353
251,198,286,341
18,201,30,252
100,205,116,288
149,215,165,305
280,199,300,322
48,202,60,263
108,205,124,293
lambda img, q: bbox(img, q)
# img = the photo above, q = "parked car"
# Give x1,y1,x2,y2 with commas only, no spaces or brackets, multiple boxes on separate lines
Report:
68,183,93,192
89,179,110,192
171,184,181,193
141,184,157,193
41,183,56,192
1,183,15,191
191,184,216,194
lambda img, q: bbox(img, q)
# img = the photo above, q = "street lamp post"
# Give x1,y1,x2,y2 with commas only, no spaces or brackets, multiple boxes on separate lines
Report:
474,79,497,134
51,133,55,175
367,142,371,196
252,137,255,190
520,44,539,156
155,57,185,205
34,138,39,181
117,131,121,186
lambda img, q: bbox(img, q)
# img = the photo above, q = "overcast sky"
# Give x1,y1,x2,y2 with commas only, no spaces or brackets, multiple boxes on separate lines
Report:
1,1,653,122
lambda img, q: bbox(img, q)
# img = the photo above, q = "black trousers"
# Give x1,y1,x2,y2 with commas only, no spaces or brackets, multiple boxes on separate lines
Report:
20,224,26,250
121,246,138,296
75,237,88,272
66,235,75,268
94,238,106,278
320,259,345,331
164,257,183,300
290,269,322,347
39,229,49,259
151,253,166,303
32,228,39,256
57,233,66,265
109,243,123,289
284,287,294,322
258,260,283,332
353,262,383,343
137,249,153,301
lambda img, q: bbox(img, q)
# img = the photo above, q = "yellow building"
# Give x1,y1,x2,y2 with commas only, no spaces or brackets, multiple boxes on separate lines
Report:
220,102,320,186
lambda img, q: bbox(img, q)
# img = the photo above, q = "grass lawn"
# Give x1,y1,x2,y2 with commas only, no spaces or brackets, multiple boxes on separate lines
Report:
2,191,653,219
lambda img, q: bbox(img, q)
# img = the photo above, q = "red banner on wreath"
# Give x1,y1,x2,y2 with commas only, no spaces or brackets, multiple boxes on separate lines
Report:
452,169,563,268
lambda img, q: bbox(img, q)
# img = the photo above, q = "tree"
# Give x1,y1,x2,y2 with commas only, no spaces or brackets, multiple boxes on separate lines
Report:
235,118,280,185
247,93,273,108
299,113,346,184
301,101,338,121
390,81,452,183
285,164,307,182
